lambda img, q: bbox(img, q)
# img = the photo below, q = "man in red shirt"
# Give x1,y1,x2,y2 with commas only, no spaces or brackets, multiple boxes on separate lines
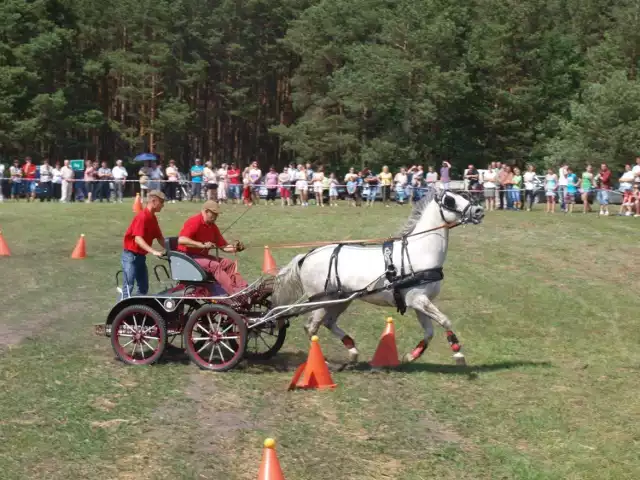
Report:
121,190,166,299
597,163,612,216
227,163,241,204
177,200,248,295
22,157,37,202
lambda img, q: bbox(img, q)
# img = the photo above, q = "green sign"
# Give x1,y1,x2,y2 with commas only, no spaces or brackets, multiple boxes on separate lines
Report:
70,159,85,171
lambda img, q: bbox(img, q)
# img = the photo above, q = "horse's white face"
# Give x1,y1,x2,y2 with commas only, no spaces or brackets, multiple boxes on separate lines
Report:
438,190,485,225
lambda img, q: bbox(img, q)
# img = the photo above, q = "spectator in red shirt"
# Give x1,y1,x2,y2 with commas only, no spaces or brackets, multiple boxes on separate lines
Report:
597,163,612,216
121,190,166,299
177,201,249,295
227,163,241,204
22,157,37,202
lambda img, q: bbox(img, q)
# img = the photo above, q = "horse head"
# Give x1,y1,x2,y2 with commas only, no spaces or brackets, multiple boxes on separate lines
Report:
436,189,485,225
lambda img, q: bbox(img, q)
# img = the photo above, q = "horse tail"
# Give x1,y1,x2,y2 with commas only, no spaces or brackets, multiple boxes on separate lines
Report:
271,253,306,307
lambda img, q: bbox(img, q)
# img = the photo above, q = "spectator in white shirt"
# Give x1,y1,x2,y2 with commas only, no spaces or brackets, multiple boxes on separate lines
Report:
39,158,53,202
112,159,128,203
217,163,228,202
97,161,112,202
523,164,537,211
557,163,568,212
52,161,62,201
203,161,217,201
60,159,74,203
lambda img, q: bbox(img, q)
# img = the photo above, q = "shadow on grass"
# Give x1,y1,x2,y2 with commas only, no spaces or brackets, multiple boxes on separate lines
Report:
242,350,309,373
240,354,552,378
394,360,553,376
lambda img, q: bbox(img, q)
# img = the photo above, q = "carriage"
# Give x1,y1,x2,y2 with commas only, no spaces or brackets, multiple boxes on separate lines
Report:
96,188,485,371
95,236,361,371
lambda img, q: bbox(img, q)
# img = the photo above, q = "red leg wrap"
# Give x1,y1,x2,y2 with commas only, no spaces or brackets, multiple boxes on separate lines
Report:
341,335,355,349
411,340,427,358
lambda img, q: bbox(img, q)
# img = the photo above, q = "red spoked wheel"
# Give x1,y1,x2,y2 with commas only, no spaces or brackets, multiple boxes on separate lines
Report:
184,304,247,372
111,305,167,365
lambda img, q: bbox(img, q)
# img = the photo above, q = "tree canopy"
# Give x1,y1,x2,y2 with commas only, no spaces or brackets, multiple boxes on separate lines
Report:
0,0,638,174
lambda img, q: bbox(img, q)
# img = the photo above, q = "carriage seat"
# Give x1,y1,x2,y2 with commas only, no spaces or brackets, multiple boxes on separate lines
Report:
164,237,209,283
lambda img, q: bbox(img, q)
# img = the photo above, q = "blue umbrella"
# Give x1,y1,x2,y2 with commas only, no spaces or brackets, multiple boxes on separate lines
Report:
134,153,158,162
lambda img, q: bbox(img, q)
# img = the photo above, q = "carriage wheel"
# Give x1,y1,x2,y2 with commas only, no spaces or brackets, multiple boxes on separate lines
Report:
184,304,247,372
245,321,287,360
111,305,167,365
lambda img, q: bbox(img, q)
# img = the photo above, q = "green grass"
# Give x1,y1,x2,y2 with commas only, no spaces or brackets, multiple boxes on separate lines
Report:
0,201,639,480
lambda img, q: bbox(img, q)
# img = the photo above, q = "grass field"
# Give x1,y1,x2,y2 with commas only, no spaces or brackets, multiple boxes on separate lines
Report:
0,200,639,480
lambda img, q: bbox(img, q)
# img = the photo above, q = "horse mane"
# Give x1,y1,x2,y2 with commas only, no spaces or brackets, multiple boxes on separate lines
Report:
397,187,441,237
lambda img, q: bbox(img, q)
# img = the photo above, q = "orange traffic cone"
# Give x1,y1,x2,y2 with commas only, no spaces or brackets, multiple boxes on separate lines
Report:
133,193,142,213
369,317,400,368
288,336,337,390
257,438,286,480
71,234,87,259
0,231,11,256
262,246,277,275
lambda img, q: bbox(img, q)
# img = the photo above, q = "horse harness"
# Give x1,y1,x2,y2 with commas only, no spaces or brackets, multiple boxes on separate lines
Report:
319,236,444,315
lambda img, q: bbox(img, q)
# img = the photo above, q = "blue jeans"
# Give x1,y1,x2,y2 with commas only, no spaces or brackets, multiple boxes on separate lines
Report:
230,184,241,199
505,185,514,208
120,250,149,300
509,187,521,205
557,185,567,210
597,189,609,205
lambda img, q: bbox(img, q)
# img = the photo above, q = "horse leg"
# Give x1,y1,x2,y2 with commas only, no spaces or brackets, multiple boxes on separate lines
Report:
406,293,466,366
403,311,434,363
324,318,359,364
303,303,358,363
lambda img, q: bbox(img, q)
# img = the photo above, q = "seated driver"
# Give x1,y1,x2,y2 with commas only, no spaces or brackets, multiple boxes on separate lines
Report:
177,200,249,295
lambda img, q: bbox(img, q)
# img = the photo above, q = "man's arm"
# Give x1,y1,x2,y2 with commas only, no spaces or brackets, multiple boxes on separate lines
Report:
135,236,163,256
178,236,211,251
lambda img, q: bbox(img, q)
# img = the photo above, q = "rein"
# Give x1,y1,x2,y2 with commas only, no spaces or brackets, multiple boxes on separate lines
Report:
245,221,460,250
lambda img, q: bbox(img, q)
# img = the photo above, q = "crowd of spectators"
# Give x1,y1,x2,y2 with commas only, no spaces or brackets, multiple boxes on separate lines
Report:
1,156,639,216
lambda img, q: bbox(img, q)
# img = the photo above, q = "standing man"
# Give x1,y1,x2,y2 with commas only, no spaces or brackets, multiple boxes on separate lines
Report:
121,190,166,299
190,159,203,201
596,163,612,216
177,200,249,295
112,159,128,203
60,159,74,202
22,157,37,202
557,163,568,212
97,160,113,202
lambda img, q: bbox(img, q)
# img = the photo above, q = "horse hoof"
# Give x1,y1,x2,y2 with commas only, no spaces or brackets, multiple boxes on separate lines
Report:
347,348,359,364
453,352,466,366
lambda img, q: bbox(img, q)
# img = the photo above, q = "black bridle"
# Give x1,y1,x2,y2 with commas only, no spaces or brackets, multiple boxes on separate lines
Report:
438,190,478,225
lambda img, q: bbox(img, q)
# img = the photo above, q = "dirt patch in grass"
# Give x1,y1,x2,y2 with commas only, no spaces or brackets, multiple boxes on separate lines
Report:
0,301,86,352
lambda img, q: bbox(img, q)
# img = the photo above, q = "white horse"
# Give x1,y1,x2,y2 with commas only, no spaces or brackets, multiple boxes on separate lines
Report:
271,187,485,366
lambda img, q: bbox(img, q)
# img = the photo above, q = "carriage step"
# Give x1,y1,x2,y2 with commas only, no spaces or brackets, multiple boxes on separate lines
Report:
93,324,183,338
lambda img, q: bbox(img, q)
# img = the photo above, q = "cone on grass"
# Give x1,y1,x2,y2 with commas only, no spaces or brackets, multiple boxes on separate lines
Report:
71,234,86,259
369,317,400,368
288,336,337,390
262,246,277,275
257,438,286,480
133,193,143,213
0,231,11,257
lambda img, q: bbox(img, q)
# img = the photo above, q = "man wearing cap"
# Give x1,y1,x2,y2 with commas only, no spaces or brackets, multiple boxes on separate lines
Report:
177,200,248,295
121,190,166,299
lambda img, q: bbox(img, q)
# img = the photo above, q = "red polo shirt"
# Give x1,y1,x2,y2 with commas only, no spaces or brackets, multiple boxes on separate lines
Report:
23,163,36,180
177,213,227,255
123,208,163,255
